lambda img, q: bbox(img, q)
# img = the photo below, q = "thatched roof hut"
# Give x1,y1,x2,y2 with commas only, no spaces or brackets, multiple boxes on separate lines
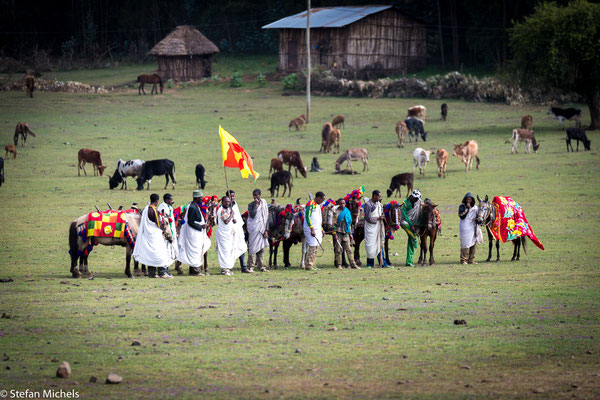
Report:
149,25,219,81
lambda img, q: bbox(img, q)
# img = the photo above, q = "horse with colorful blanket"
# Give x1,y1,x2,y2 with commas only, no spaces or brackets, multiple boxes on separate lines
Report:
476,195,544,262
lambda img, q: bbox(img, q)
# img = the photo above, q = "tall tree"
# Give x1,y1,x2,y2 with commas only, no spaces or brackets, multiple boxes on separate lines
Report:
510,0,600,129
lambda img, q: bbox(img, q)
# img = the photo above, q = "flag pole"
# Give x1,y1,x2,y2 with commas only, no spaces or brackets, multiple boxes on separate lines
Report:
223,165,230,196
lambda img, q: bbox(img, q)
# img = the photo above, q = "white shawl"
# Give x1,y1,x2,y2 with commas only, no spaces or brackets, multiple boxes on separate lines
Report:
216,206,247,270
247,198,269,255
460,206,483,249
158,202,178,259
303,204,323,247
364,201,382,258
177,203,211,267
132,205,172,267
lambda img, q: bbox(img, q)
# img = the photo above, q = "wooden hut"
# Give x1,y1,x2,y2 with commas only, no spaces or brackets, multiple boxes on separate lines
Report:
148,25,219,81
263,6,426,75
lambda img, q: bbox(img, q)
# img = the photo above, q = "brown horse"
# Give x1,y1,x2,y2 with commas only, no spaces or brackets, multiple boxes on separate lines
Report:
25,74,35,98
137,73,163,95
14,122,36,147
416,201,439,266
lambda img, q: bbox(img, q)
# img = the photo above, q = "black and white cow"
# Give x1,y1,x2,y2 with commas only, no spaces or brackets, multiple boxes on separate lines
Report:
108,159,145,190
547,107,582,130
404,117,428,142
195,163,207,190
565,128,591,152
136,159,176,190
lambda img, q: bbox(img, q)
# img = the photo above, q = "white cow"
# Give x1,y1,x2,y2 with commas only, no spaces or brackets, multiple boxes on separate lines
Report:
413,147,431,176
108,159,145,190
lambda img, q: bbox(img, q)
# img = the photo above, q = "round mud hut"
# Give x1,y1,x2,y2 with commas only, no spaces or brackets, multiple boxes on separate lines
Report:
149,25,219,81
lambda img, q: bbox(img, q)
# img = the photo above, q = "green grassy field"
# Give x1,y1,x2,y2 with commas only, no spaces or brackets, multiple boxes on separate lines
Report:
0,74,599,399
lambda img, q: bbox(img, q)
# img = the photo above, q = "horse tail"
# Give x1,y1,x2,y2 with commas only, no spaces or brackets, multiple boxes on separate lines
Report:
68,221,79,268
521,236,527,255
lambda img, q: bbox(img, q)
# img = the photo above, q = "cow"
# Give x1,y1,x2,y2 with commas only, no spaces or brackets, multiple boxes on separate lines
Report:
326,128,341,154
386,172,413,198
277,150,307,178
269,171,293,197
436,149,448,178
407,105,426,121
453,140,480,172
4,145,17,159
507,129,539,154
25,74,35,98
441,103,448,121
547,107,582,130
195,163,207,189
270,158,283,177
14,122,36,147
77,149,106,176
521,115,533,130
565,128,591,151
413,147,431,176
404,117,427,142
335,148,368,173
395,120,408,148
288,114,306,131
0,157,4,187
332,114,345,129
320,123,333,152
136,159,176,190
108,159,144,189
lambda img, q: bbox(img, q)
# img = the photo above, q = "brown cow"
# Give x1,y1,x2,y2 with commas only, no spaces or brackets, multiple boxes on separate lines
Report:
332,114,345,129
395,121,408,148
407,105,426,121
277,150,307,178
508,129,539,154
14,122,36,147
25,74,35,98
521,115,533,130
452,140,480,172
436,149,448,178
325,128,341,154
269,158,283,177
5,144,18,159
288,114,306,131
78,148,106,176
320,123,333,152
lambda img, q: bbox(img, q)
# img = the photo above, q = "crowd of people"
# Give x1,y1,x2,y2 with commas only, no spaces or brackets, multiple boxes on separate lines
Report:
131,188,483,278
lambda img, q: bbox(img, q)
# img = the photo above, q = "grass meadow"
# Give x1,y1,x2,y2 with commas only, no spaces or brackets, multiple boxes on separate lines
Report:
0,66,599,399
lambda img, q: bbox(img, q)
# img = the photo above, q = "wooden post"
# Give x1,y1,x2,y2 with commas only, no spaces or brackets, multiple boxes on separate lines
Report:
306,0,311,123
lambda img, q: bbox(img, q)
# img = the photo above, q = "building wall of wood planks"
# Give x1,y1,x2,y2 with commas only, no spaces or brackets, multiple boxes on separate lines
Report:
156,55,213,81
277,9,425,74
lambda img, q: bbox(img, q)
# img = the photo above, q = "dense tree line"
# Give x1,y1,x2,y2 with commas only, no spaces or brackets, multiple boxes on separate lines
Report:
0,0,575,68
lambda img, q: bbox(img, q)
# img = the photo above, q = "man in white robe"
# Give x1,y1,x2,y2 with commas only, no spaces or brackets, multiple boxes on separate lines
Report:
133,193,173,279
226,190,249,272
158,193,178,275
216,196,247,275
303,191,325,271
177,190,211,275
458,192,482,264
247,189,269,272
363,190,389,268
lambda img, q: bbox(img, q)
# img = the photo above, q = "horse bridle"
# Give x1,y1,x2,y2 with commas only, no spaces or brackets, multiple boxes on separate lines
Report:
477,202,495,228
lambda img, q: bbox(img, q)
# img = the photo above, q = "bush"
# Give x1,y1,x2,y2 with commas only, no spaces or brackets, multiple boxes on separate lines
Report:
166,79,174,89
230,72,243,88
181,82,188,88
282,73,299,90
256,73,266,88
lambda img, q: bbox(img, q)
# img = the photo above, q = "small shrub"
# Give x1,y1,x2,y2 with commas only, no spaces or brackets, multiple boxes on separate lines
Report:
230,72,243,88
257,73,266,88
166,79,174,89
282,73,298,90
181,82,188,88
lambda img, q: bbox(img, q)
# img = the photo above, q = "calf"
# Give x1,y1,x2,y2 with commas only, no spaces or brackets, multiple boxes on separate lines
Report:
395,120,408,148
453,140,480,172
332,114,345,129
566,128,591,151
77,149,106,176
0,157,4,186
404,117,427,142
278,149,307,178
413,147,431,176
386,172,413,198
14,122,36,147
136,159,176,190
441,103,448,121
521,115,533,130
4,145,17,159
548,107,582,130
407,105,426,121
269,171,293,197
508,129,539,154
108,159,144,189
320,123,333,152
269,158,283,177
436,149,448,178
326,128,341,154
195,163,207,189
288,114,306,131
25,74,35,98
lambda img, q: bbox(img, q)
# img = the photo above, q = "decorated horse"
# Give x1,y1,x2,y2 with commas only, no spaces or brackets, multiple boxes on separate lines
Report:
415,200,440,266
68,206,172,278
476,195,544,262
267,203,298,269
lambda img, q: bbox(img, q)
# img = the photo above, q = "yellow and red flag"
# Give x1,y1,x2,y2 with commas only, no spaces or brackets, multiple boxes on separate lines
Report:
219,125,259,180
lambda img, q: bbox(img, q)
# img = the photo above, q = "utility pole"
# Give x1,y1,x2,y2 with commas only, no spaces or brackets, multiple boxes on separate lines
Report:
306,0,311,123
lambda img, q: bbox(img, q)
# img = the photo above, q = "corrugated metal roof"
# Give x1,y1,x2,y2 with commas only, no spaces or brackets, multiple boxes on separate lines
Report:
262,5,392,29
